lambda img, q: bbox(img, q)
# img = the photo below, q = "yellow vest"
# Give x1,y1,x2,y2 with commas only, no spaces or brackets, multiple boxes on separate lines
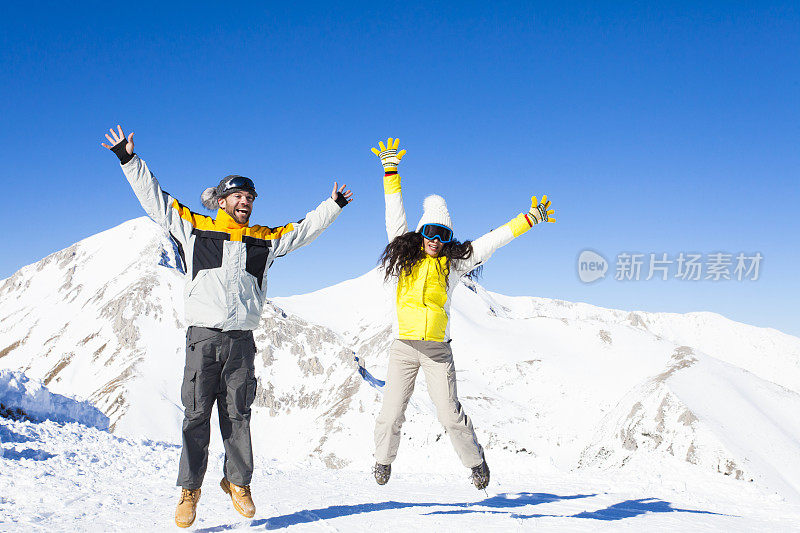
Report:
396,254,450,341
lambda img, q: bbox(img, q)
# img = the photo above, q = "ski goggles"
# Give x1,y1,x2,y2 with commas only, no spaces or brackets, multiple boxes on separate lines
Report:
220,176,258,197
420,223,453,243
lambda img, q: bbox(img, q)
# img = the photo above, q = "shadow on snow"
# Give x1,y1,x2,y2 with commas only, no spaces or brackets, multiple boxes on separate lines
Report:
571,498,724,521
0,424,34,444
426,496,726,521
196,491,722,531
1,448,56,461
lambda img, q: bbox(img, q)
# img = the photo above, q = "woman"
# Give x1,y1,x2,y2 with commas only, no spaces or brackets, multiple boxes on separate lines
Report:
370,138,555,490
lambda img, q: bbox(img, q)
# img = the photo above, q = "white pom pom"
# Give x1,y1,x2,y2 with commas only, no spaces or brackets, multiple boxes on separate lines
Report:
422,194,447,212
416,194,453,231
201,187,219,211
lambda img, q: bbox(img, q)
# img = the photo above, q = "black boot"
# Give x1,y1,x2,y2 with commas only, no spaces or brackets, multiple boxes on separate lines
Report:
471,458,490,490
373,463,391,485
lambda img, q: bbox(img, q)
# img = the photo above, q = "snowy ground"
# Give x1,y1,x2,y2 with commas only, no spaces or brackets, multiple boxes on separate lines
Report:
2,415,799,532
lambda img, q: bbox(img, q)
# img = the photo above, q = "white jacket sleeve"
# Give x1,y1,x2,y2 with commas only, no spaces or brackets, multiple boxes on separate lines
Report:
120,155,194,246
454,213,533,275
384,174,408,241
271,197,343,257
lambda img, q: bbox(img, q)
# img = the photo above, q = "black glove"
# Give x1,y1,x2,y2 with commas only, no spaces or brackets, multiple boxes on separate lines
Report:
110,138,134,165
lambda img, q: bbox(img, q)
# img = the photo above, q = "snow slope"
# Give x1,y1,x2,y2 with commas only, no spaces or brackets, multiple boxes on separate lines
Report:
0,218,187,439
2,217,800,529
2,388,799,531
275,273,800,501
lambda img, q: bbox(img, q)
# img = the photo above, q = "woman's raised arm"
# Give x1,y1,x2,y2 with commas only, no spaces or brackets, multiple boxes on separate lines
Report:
371,138,409,241
456,194,556,275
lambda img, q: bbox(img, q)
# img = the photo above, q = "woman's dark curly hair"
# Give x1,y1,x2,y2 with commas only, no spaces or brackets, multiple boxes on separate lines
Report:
379,231,482,285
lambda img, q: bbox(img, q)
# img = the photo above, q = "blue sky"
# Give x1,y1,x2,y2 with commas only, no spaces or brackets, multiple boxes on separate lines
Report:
1,2,798,336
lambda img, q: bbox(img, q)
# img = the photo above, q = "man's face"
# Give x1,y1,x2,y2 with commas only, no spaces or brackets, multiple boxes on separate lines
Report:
218,191,255,224
423,237,443,257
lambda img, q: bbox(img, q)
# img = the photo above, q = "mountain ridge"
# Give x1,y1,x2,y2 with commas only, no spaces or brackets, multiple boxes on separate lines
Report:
1,216,799,502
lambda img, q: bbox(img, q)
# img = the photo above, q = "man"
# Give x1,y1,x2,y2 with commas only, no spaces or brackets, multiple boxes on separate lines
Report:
101,125,353,528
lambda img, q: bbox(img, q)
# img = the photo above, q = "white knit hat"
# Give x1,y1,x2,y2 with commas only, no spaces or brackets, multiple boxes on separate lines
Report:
415,194,453,232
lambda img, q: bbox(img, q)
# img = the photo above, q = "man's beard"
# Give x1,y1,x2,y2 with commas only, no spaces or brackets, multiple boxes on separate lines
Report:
226,206,250,224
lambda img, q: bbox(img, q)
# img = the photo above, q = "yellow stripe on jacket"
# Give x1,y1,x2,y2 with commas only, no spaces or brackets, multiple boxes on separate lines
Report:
396,254,450,341
171,200,295,241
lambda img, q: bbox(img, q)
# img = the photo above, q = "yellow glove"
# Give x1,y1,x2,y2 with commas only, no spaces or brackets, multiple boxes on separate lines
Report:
370,138,407,173
527,195,556,224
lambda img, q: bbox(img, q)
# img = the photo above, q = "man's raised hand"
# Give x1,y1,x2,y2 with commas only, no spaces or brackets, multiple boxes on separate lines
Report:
331,182,354,204
101,125,134,155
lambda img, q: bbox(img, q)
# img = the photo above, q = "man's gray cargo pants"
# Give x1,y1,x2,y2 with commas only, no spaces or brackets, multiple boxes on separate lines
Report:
177,326,257,490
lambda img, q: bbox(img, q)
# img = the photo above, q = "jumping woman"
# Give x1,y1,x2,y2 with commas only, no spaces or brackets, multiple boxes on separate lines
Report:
370,138,556,490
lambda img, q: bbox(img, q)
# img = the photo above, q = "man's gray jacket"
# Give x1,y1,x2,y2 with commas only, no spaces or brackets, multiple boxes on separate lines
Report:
121,154,345,331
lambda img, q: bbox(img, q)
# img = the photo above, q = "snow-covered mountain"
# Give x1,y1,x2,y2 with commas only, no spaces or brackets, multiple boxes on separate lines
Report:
2,216,800,506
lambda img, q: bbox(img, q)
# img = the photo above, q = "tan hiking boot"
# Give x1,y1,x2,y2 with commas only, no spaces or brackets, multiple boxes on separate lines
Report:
174,487,201,528
220,477,255,518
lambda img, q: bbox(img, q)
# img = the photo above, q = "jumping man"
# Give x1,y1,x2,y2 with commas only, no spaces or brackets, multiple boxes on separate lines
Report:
102,125,353,527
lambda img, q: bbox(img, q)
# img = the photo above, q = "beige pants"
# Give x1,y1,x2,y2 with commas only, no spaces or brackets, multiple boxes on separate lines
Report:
374,339,484,468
